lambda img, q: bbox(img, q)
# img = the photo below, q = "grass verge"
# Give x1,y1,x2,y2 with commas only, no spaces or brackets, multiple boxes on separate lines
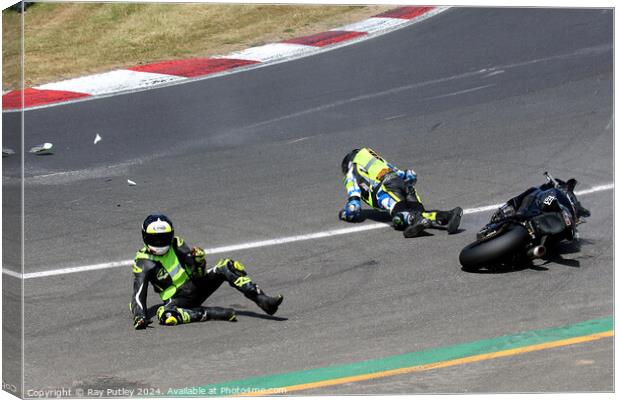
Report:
2,3,393,91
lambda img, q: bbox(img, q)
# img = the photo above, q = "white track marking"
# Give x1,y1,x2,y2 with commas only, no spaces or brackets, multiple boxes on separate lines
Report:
4,7,453,113
335,7,449,34
243,44,611,131
575,183,614,195
384,114,407,121
287,137,308,144
336,17,409,34
426,84,494,100
484,70,505,78
3,183,612,280
3,269,22,279
217,43,316,63
36,70,185,96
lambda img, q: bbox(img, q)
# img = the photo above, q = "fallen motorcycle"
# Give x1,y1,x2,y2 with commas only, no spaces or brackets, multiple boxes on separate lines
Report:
459,172,590,271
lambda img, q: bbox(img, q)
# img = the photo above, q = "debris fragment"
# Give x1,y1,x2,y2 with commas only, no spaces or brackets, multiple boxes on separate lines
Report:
29,142,53,155
94,134,102,144
127,179,137,186
2,148,15,157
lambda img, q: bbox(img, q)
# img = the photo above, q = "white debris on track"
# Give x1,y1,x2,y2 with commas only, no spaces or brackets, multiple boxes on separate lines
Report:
29,142,53,155
94,134,102,144
127,179,137,186
2,148,15,157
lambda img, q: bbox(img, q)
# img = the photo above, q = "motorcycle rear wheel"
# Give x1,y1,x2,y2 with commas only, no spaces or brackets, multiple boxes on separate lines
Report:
459,224,530,271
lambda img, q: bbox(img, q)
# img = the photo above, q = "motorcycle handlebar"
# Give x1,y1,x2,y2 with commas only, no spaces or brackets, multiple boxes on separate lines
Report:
543,171,560,188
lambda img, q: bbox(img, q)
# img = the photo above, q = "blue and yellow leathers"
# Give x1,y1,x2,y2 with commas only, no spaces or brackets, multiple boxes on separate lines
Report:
341,148,438,222
130,237,282,328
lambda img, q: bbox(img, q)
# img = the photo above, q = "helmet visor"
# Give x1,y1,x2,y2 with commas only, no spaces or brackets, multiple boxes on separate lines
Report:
144,231,174,247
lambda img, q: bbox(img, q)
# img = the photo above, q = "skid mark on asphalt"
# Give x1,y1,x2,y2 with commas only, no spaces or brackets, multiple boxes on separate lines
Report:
286,137,308,144
4,182,612,280
242,44,610,130
425,84,494,100
483,70,505,78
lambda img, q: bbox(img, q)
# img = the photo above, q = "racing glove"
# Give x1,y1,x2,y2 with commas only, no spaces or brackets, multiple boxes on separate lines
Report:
403,169,417,185
339,198,361,222
184,247,207,279
133,315,151,330
192,247,206,265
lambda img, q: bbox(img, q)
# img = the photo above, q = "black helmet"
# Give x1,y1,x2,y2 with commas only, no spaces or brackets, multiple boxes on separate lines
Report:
142,214,174,255
341,149,360,175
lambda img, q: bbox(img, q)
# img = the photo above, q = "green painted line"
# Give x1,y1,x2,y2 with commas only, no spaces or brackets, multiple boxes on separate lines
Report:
168,316,612,396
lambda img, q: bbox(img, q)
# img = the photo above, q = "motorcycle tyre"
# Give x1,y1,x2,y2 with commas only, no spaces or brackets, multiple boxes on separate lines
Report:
459,224,530,271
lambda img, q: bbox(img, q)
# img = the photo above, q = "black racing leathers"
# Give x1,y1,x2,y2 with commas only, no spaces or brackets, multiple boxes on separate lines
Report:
130,236,204,321
131,237,281,327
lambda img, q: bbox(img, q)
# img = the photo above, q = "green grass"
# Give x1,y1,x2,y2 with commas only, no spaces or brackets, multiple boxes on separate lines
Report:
2,3,393,91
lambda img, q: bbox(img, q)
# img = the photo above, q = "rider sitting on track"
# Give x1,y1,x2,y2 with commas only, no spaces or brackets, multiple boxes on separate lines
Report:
339,148,463,238
130,214,283,329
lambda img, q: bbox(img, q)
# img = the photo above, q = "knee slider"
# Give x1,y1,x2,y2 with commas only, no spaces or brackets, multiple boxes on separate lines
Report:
227,261,252,288
229,260,247,277
215,258,252,288
216,258,247,277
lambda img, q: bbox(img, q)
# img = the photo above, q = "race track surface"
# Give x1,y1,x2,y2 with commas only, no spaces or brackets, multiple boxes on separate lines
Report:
2,8,613,395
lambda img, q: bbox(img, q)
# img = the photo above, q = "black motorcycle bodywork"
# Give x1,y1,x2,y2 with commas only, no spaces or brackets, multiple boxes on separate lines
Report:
459,173,590,271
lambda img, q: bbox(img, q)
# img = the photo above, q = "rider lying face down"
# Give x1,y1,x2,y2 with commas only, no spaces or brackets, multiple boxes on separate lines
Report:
130,214,283,329
339,148,463,238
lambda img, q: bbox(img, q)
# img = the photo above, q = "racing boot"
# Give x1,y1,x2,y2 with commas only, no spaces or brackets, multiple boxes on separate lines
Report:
247,289,283,316
445,207,463,234
427,207,463,234
157,306,237,325
204,307,237,322
184,307,237,322
403,213,432,238
215,258,284,316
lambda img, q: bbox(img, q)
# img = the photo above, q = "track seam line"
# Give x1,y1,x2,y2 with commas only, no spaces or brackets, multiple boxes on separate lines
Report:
4,182,612,279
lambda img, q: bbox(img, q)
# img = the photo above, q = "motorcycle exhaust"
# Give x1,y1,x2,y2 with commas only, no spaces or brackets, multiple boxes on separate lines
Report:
527,245,546,259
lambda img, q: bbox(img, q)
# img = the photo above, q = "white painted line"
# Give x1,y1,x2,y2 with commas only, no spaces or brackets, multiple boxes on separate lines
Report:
484,70,505,78
5,7,453,113
242,44,611,131
575,183,614,195
7,260,132,279
287,137,308,144
335,6,450,34
217,43,316,63
3,269,22,279
335,17,409,34
426,84,494,100
4,183,612,280
36,70,186,96
384,114,407,121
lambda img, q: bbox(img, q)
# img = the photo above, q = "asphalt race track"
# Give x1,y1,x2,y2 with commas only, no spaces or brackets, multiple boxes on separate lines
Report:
2,8,613,395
